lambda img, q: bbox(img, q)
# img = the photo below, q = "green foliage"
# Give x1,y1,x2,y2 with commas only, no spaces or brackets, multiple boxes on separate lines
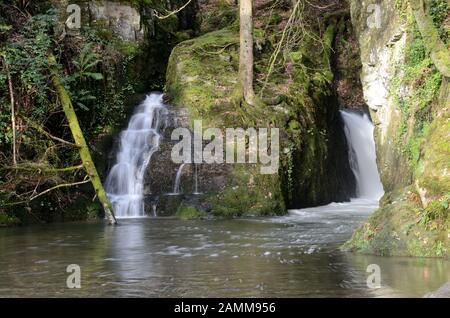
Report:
0,4,138,222
392,23,442,172
200,0,237,33
429,0,450,41
1,11,56,119
420,193,450,227
176,205,204,220
64,43,104,111
0,212,20,226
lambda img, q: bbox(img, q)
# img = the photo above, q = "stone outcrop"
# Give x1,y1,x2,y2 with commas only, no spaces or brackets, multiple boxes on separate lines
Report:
88,1,144,42
344,0,450,257
350,0,412,190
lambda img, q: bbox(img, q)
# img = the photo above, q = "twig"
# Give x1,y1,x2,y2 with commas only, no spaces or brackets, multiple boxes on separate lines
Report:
29,177,90,202
1,163,84,173
260,0,303,97
154,0,193,20
22,117,79,148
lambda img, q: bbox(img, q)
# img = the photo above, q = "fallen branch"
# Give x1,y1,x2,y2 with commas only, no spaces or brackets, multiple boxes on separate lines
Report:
48,54,117,225
29,178,90,202
1,163,84,174
23,117,79,148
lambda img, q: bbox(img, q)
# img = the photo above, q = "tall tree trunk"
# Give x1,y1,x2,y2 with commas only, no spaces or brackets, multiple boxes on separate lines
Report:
4,58,17,165
409,0,450,78
48,54,117,225
239,0,256,105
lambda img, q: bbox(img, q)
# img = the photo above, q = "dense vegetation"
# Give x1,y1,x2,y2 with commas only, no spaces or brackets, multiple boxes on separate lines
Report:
0,0,197,225
0,0,448,260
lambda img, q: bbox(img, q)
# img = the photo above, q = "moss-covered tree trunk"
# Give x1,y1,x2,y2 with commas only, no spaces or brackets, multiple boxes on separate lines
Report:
409,0,450,78
239,0,256,105
48,54,117,225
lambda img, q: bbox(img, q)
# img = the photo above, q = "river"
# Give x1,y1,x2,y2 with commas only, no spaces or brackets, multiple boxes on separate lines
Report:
1,199,449,297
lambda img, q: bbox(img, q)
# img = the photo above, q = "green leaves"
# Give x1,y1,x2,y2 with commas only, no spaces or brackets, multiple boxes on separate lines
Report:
0,24,11,33
65,43,105,111
85,72,104,81
73,89,97,111
72,43,103,82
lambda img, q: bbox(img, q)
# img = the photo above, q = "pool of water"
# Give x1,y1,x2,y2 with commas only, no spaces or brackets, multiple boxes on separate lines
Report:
0,199,449,297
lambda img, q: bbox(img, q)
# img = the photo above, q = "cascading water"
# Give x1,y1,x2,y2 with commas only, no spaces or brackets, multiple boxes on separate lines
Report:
171,163,186,195
193,164,201,195
340,110,384,200
105,93,167,218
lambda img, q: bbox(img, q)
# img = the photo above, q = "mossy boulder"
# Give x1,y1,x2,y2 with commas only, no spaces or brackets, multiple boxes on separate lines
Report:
346,0,450,257
343,188,449,257
166,27,240,128
164,11,357,216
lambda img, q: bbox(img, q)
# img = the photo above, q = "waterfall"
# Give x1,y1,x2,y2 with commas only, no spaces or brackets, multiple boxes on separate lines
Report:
193,164,201,195
152,203,157,218
340,110,384,200
105,93,166,218
171,163,186,195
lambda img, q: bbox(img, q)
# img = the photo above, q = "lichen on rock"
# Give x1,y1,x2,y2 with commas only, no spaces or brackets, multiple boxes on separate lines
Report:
345,0,450,257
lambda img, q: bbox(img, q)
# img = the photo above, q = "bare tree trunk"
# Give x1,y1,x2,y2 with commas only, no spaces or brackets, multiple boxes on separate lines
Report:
3,59,17,165
48,54,117,225
239,0,256,105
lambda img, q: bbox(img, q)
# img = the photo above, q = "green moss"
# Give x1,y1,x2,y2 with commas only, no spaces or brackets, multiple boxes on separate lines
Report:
390,21,443,174
344,188,450,257
165,5,353,215
209,165,286,217
165,27,240,127
0,212,21,227
176,205,204,220
200,0,237,33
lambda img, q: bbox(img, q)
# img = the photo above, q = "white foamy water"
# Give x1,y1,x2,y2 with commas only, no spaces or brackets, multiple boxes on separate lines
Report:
288,110,384,232
340,110,384,200
105,93,167,218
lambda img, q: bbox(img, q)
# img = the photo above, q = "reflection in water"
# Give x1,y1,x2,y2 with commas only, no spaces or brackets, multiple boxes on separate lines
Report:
0,201,449,297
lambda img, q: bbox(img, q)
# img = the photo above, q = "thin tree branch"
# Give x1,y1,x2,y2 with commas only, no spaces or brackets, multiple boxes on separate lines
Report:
22,117,79,148
153,0,193,20
29,177,90,202
1,163,84,174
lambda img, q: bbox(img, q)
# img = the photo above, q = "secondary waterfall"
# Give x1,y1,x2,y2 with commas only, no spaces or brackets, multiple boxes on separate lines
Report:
172,163,186,195
340,110,384,200
193,164,201,195
105,93,167,218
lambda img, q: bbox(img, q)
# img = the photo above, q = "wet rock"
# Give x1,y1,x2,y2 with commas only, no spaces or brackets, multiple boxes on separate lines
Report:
424,282,450,298
88,1,144,42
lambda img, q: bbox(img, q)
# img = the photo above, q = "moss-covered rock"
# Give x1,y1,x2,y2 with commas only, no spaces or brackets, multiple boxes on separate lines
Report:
176,204,204,220
346,0,450,257
164,4,357,216
343,188,449,257
209,165,286,217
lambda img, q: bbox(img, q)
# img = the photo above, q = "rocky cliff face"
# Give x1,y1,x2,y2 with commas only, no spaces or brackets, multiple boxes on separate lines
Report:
345,0,450,257
350,0,412,191
88,1,144,42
